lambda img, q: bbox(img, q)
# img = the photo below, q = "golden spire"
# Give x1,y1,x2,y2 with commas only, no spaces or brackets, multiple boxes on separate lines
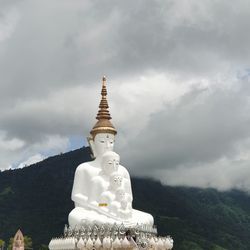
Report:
90,76,117,138
102,76,106,86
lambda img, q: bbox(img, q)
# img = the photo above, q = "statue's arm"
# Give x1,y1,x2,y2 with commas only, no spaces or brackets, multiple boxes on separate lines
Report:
73,193,88,207
120,166,133,199
89,177,106,206
71,166,89,206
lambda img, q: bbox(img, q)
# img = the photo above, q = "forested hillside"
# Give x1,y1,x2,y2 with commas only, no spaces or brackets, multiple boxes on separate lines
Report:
0,147,250,250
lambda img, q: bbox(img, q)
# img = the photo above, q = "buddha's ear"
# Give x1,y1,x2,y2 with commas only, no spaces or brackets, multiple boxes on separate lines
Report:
87,136,96,159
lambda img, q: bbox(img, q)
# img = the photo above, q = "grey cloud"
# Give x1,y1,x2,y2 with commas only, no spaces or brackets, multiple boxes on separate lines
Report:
2,0,250,103
158,156,250,191
120,79,250,176
1,0,250,190
0,85,99,143
84,0,250,76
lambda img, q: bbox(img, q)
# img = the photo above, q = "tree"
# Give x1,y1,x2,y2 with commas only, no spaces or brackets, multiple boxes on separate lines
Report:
39,244,49,250
23,236,32,250
8,236,32,250
0,239,5,250
7,238,13,250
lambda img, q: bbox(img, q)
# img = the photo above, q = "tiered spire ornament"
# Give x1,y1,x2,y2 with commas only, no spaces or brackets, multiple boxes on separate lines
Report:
90,76,117,138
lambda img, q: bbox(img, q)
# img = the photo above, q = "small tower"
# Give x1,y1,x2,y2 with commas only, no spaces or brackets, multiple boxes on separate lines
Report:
12,230,24,250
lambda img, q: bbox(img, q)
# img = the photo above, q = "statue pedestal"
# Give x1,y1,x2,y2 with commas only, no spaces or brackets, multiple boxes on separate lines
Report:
49,223,173,250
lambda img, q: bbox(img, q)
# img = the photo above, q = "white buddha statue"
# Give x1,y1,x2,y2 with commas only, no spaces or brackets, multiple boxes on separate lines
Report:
68,77,153,228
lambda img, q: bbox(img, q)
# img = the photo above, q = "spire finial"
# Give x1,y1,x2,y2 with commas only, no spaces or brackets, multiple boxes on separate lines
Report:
102,76,106,86
90,76,117,138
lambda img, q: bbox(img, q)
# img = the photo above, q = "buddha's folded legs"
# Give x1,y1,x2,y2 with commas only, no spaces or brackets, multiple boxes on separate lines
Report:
131,209,154,226
68,207,117,227
69,207,154,228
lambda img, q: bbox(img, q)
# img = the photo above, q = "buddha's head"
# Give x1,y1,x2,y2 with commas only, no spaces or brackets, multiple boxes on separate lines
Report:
110,172,123,190
121,199,128,210
92,133,115,157
101,151,120,175
115,188,126,201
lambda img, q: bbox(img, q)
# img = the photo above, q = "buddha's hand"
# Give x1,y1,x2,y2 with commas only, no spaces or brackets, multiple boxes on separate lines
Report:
90,201,98,207
100,191,113,204
73,193,88,206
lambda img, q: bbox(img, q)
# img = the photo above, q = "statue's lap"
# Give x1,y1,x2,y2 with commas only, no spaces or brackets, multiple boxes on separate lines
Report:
68,206,154,227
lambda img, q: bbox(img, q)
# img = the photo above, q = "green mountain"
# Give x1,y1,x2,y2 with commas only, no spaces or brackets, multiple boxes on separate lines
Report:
1,147,250,250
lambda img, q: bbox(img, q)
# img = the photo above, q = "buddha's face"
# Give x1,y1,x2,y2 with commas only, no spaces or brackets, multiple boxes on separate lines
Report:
110,173,123,189
102,151,120,175
94,133,115,156
115,188,126,201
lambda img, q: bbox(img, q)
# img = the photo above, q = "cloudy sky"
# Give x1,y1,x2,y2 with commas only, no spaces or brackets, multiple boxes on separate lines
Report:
1,0,250,191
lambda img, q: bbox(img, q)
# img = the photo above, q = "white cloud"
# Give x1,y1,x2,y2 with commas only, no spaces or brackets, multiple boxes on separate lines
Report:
0,130,25,151
0,133,69,170
158,153,250,192
118,76,250,191
17,153,44,169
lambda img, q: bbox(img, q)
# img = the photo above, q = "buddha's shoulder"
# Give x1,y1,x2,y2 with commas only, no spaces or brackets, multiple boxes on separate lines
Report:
92,175,106,185
75,161,95,172
118,165,130,177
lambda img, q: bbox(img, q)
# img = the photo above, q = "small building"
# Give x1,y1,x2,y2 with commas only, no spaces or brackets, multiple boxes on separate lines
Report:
13,230,24,250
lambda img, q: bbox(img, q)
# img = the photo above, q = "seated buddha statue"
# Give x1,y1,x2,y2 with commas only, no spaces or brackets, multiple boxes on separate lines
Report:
68,77,153,228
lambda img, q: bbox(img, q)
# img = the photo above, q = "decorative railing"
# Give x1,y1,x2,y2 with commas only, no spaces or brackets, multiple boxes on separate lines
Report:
49,223,173,250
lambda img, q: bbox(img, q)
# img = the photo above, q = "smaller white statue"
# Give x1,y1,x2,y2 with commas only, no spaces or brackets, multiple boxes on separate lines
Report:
110,187,132,219
99,172,123,206
99,162,132,219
